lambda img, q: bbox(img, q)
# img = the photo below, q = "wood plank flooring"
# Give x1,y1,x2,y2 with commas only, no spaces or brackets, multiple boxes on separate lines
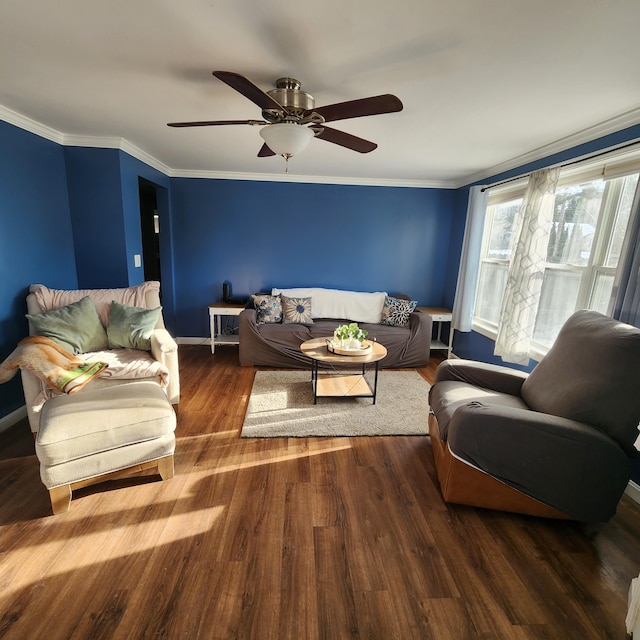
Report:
1,345,639,639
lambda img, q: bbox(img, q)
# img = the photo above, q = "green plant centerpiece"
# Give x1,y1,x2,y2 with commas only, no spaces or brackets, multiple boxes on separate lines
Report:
333,322,369,350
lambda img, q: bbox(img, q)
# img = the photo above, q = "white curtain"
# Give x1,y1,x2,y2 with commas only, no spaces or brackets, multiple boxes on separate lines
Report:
494,167,559,364
452,186,488,332
612,181,640,327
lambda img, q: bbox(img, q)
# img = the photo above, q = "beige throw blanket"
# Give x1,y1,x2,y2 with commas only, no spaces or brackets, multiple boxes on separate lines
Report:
0,336,108,394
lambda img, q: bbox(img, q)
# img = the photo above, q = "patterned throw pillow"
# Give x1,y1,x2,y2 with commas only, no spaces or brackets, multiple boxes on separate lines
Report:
380,296,418,327
252,294,283,324
281,296,314,325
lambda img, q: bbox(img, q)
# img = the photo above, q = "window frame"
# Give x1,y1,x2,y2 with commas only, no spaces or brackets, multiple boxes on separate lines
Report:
471,145,640,360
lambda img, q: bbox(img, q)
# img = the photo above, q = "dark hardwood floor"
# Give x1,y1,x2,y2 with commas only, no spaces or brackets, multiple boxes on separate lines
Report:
0,345,639,639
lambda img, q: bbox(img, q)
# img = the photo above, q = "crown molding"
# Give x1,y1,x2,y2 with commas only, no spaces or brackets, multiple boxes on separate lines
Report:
63,133,173,175
0,106,173,175
4,103,640,191
455,106,640,188
119,139,172,175
0,104,448,188
0,105,65,144
167,168,448,188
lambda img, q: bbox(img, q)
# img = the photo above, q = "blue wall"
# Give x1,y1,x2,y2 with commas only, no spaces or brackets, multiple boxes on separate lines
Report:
63,148,177,331
170,178,455,337
2,110,640,487
0,131,180,420
0,120,457,419
65,147,129,288
118,152,172,288
0,123,77,416
1,117,639,492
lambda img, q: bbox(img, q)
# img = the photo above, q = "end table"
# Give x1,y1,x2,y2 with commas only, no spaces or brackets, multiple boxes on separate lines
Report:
208,302,245,354
417,307,453,359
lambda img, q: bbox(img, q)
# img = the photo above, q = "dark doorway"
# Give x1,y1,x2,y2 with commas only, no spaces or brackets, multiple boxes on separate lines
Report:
138,178,161,284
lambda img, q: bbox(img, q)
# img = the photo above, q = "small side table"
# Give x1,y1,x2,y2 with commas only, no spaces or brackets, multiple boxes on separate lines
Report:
417,307,453,359
208,302,245,354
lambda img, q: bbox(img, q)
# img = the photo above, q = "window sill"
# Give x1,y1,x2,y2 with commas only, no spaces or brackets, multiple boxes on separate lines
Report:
471,318,497,341
471,318,547,364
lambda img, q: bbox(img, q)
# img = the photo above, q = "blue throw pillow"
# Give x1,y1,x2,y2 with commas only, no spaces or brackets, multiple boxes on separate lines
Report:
380,296,417,327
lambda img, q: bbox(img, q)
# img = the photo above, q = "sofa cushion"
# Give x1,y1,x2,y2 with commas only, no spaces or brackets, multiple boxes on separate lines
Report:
26,296,109,355
429,379,529,440
281,296,313,325
252,294,283,324
380,295,417,327
521,310,640,452
240,308,432,369
107,301,162,351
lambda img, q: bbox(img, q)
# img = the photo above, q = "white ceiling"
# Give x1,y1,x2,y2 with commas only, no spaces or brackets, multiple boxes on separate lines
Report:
2,0,640,187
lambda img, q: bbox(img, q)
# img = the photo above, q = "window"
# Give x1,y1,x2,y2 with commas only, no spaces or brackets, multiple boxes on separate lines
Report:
473,149,640,360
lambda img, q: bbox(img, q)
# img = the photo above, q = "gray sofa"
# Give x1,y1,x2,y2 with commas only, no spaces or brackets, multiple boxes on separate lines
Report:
428,310,640,522
238,287,432,368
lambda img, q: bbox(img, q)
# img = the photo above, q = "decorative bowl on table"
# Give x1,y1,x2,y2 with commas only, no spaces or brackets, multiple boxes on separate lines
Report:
328,322,372,355
326,339,373,356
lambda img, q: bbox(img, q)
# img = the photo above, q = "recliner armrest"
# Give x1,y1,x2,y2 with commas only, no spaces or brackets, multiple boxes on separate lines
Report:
435,358,528,396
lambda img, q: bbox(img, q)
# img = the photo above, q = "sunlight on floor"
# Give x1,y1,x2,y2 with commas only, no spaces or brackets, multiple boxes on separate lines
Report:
2,503,225,596
212,440,353,475
0,435,352,599
251,389,291,410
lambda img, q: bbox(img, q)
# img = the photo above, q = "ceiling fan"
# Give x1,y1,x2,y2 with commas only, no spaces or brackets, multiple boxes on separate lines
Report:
168,71,403,172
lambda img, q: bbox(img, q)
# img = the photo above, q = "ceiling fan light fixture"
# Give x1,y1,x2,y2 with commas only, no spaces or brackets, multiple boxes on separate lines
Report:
259,123,314,157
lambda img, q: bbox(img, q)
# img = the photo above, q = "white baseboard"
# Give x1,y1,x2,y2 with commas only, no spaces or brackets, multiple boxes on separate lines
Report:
0,405,27,434
177,337,210,346
626,480,640,505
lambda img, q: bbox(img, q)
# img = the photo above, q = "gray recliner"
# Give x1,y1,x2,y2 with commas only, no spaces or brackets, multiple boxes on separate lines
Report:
428,310,640,522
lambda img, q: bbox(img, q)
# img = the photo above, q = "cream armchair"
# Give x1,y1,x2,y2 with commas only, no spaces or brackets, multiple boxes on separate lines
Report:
21,281,179,433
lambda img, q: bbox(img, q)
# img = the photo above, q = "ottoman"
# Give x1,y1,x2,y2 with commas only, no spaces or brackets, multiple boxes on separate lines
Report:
35,381,176,514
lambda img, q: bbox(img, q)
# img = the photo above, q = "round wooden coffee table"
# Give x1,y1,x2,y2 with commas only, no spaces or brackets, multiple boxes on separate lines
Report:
300,337,388,404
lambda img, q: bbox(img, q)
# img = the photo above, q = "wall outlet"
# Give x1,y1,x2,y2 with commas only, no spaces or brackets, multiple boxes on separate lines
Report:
134,254,142,268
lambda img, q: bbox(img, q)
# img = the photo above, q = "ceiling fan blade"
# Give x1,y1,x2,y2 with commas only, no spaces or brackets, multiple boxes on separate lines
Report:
311,125,378,153
257,143,276,157
309,94,403,124
213,71,285,112
167,119,265,127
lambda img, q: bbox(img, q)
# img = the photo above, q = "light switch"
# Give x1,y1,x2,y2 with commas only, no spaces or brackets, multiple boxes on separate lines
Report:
134,254,142,268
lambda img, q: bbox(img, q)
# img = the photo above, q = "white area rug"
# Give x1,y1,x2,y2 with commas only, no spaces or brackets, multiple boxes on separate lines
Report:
241,370,430,438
